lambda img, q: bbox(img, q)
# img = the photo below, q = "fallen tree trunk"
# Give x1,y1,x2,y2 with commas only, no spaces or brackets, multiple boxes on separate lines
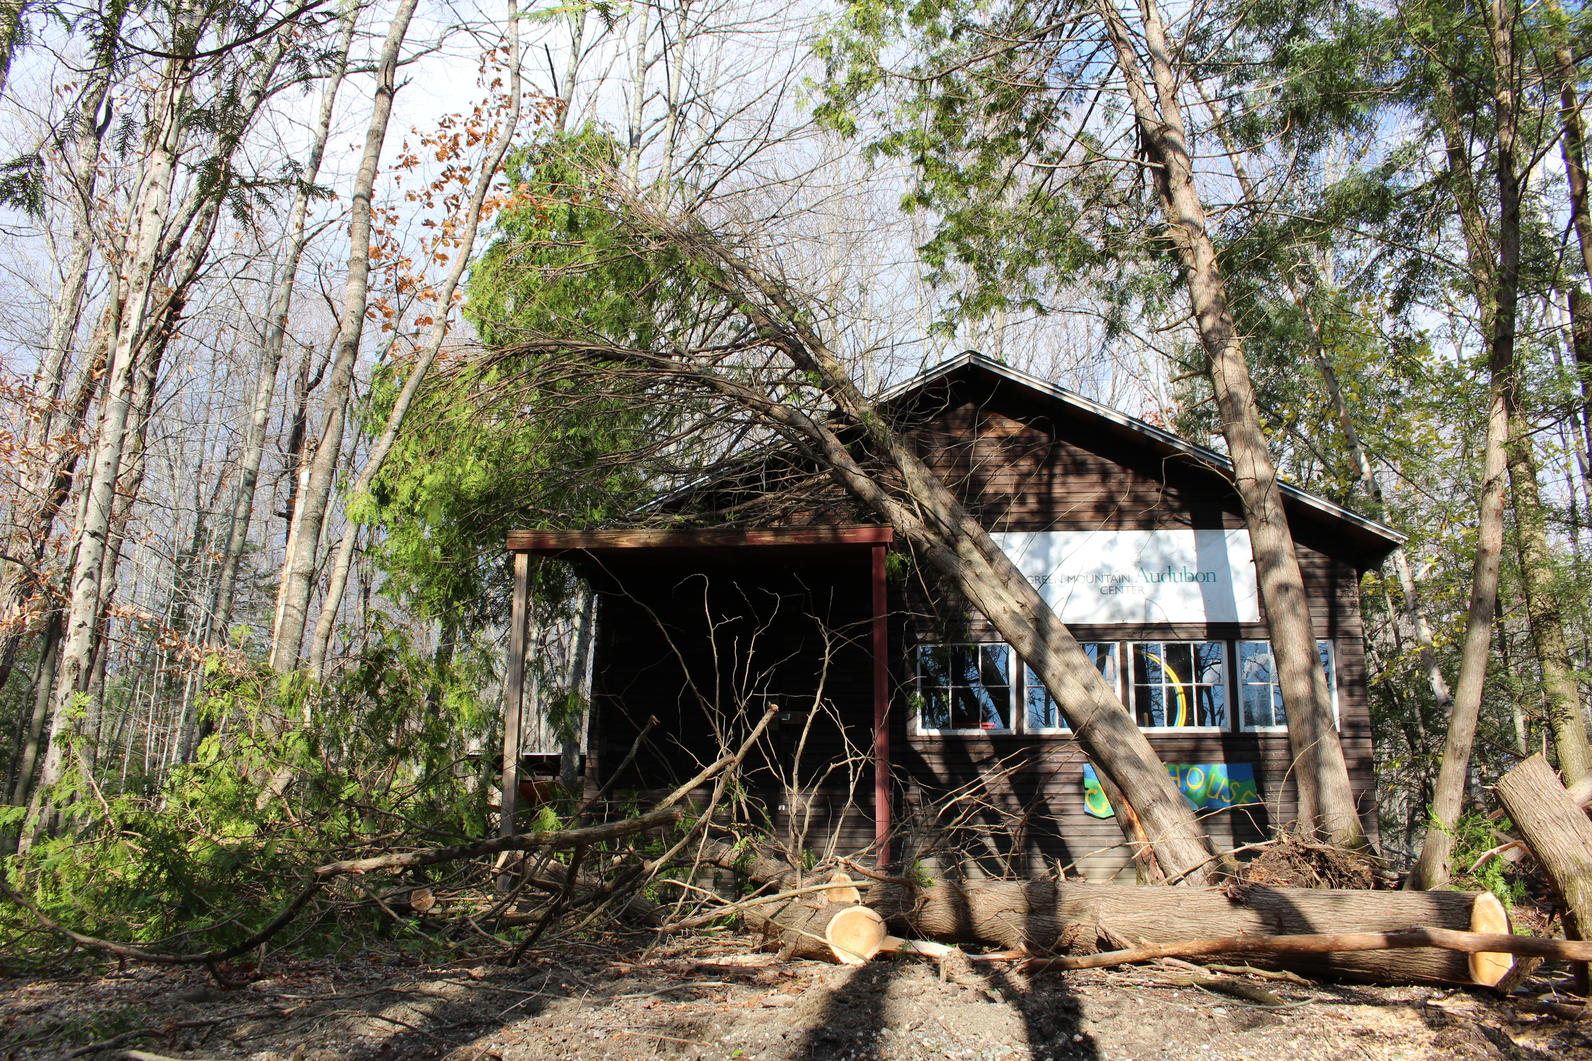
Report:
743,899,888,965
1495,753,1592,986
860,879,1511,986
690,841,1512,985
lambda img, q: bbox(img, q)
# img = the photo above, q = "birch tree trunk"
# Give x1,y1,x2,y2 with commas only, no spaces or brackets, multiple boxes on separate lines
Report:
19,5,302,843
306,0,524,677
209,6,358,645
270,0,420,674
0,19,122,700
19,14,201,848
1092,0,1361,845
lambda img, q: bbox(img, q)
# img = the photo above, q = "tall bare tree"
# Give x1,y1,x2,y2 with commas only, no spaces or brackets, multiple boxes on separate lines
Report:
270,0,420,673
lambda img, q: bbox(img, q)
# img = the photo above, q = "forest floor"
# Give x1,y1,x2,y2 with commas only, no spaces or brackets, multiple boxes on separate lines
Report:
3,933,1590,1061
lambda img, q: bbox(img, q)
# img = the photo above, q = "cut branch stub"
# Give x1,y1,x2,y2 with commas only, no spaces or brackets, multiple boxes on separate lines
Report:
824,871,863,904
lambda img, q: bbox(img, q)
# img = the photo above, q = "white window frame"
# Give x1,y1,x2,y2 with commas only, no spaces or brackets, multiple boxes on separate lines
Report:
913,642,1017,735
1236,639,1338,732
1021,643,1119,734
1128,640,1230,732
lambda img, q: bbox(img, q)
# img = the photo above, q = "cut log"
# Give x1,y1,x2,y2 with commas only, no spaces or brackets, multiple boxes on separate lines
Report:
690,838,1512,984
825,906,887,965
743,898,887,964
1468,892,1513,986
1495,753,1592,984
861,879,1512,986
378,886,435,915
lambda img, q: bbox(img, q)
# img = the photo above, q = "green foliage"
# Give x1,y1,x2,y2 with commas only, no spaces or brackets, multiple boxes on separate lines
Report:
1444,811,1528,909
0,153,43,217
466,126,693,349
2,628,495,962
360,127,693,636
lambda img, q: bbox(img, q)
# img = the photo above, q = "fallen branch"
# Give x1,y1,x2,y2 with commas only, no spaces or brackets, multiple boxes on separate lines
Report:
662,879,877,932
313,806,685,878
2,803,690,966
1020,927,1592,972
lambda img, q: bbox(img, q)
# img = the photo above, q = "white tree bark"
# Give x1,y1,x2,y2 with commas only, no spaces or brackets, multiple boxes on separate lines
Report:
269,0,421,674
306,0,525,677
20,12,202,848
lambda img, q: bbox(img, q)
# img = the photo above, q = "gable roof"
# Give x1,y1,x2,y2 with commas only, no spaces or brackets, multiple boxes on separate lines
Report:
881,351,1403,566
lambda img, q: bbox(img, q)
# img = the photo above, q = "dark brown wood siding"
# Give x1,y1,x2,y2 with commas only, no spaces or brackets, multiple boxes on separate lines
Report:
580,372,1382,876
888,390,1378,876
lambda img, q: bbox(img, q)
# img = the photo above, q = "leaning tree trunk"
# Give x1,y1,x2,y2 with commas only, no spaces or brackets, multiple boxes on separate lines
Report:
1093,0,1360,846
653,258,1219,884
1495,753,1592,988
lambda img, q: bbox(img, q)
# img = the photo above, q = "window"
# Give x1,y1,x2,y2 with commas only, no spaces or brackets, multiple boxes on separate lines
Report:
916,643,1013,732
1023,643,1118,731
915,637,1338,736
1130,641,1227,728
1237,640,1336,729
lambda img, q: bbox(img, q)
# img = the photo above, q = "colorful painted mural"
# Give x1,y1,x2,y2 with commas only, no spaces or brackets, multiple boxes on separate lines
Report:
1082,763,1260,819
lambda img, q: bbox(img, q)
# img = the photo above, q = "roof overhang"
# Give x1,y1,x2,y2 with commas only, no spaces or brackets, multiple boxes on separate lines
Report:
506,525,893,568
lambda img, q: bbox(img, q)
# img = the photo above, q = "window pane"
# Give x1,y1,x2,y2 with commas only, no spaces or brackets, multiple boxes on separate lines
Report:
1084,643,1117,683
1237,640,1334,728
1197,685,1226,728
952,645,981,687
917,643,1011,731
1165,642,1193,679
1239,641,1273,685
1239,685,1272,730
949,682,991,729
1137,683,1165,727
1135,644,1162,686
1196,642,1225,684
1024,677,1056,729
1132,641,1225,728
918,645,950,687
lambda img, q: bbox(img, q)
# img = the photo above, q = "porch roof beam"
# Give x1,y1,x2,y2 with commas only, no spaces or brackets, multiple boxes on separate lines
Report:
506,525,894,553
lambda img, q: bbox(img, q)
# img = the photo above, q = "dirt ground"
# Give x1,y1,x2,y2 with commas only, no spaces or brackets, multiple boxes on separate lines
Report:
3,934,1591,1061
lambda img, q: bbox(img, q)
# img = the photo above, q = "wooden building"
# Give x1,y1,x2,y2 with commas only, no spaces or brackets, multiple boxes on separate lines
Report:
505,353,1400,880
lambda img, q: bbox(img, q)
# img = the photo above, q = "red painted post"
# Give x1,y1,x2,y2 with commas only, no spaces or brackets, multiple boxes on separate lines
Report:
872,542,891,866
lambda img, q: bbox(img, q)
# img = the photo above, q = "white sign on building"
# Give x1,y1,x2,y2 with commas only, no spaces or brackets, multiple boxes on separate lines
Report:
992,529,1261,624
